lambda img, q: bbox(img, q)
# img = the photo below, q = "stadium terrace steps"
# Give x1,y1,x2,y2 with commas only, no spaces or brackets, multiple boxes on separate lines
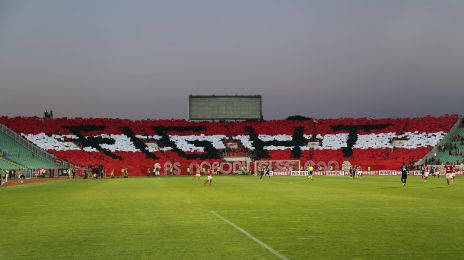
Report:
434,122,464,164
0,115,459,174
0,129,57,169
0,158,20,170
0,157,27,170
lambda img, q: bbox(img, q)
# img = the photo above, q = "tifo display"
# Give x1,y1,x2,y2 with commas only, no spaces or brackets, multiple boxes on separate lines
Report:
0,115,460,176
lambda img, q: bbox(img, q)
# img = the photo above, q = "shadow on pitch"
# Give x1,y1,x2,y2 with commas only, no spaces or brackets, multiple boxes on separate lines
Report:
430,186,448,189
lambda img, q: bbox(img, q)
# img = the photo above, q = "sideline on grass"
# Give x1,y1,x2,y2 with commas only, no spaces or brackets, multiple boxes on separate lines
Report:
211,210,288,260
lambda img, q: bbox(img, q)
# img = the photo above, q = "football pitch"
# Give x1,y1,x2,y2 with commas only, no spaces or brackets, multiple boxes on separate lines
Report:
1,175,463,259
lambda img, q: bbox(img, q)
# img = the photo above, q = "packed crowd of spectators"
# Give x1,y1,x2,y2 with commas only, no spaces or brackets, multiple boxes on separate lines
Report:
221,137,254,159
0,114,459,175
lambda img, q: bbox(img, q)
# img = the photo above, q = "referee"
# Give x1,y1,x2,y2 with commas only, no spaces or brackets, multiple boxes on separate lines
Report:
401,162,408,187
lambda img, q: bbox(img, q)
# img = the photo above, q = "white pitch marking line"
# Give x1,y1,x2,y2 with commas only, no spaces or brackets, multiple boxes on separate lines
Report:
210,210,289,260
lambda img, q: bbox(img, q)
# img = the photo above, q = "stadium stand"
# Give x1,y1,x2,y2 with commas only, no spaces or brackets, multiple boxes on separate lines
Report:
0,158,20,170
0,123,63,169
427,118,464,165
0,131,56,169
0,115,459,175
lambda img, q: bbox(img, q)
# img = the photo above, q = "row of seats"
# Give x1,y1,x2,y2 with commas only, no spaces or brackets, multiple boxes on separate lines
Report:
0,158,18,170
0,131,56,169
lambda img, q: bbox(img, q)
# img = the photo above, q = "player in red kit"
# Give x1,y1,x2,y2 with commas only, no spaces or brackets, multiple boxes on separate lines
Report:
423,165,430,182
194,168,201,181
204,169,213,186
445,164,455,186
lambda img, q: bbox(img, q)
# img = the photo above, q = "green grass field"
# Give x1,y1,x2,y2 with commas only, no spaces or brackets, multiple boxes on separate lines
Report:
1,175,463,259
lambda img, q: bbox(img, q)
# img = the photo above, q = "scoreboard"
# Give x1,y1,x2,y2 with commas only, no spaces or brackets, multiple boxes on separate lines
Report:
188,95,262,121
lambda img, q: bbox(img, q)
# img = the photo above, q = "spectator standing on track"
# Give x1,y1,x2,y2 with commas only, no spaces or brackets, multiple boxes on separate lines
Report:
9,170,15,181
93,167,98,179
155,163,161,176
16,171,24,184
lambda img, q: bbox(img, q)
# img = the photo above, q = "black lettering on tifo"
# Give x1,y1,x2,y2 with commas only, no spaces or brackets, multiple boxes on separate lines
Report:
246,126,306,159
330,124,391,157
152,126,220,159
65,125,122,160
120,127,158,160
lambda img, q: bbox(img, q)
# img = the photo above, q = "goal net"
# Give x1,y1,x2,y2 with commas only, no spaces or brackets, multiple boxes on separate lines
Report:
253,160,301,175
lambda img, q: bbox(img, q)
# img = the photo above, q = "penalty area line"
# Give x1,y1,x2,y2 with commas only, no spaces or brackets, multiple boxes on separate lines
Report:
210,210,288,260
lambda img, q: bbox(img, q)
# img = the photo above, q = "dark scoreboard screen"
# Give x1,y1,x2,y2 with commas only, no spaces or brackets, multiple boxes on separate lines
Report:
189,95,262,120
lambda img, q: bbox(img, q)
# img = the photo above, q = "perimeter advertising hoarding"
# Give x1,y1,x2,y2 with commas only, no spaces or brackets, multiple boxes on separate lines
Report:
189,95,262,120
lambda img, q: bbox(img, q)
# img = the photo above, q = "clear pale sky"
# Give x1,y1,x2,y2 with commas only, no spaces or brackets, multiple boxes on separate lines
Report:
0,0,463,119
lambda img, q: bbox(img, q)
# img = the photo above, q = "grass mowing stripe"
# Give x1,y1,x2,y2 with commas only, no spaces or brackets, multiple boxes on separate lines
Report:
211,210,289,260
